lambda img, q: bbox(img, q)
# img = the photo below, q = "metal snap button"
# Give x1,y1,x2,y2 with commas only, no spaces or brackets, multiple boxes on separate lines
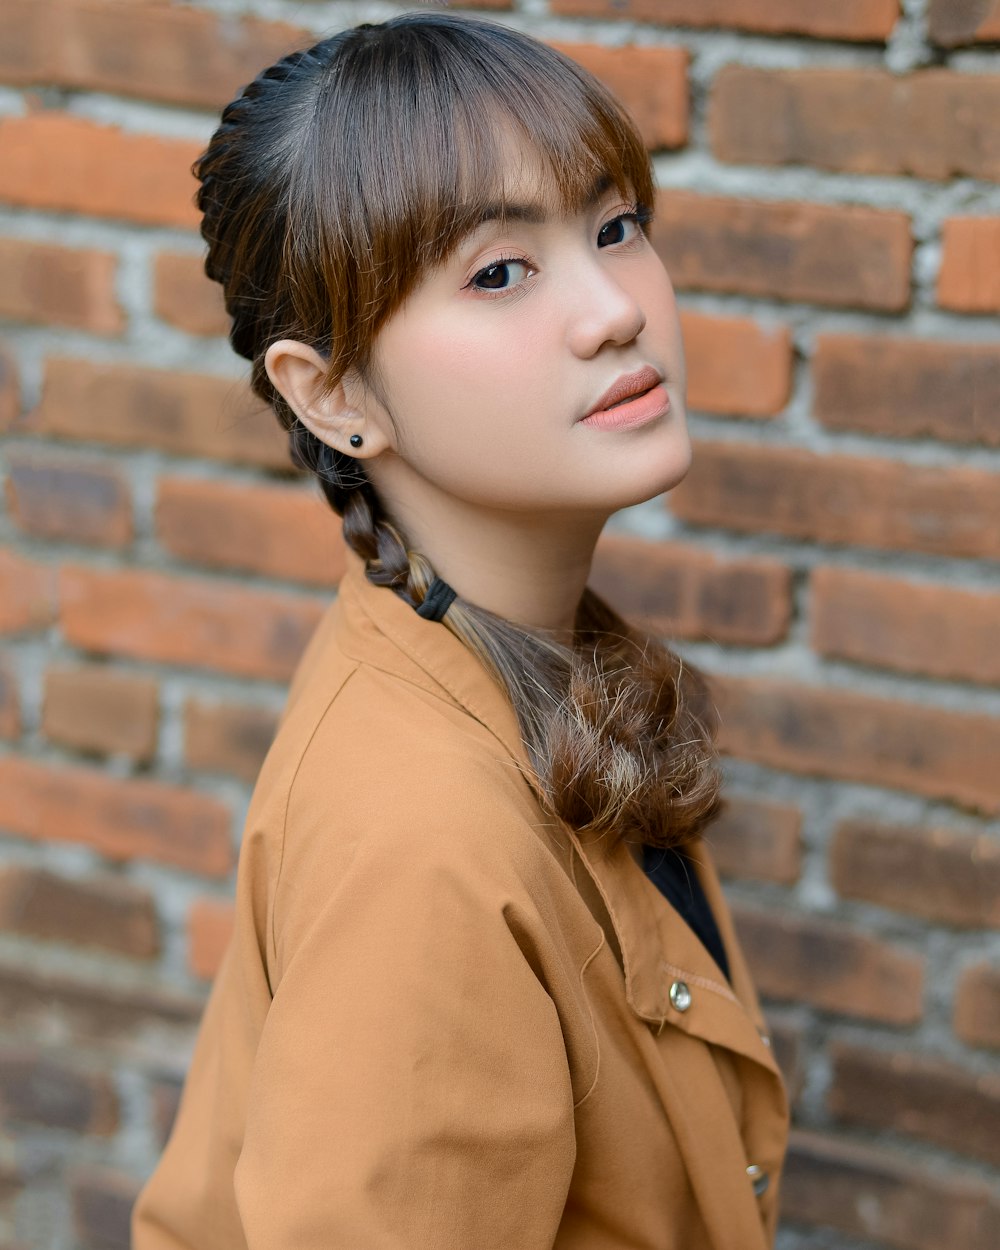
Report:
746,1164,769,1197
668,980,691,1012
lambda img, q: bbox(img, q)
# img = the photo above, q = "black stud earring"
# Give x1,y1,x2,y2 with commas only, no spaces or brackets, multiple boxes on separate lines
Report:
349,434,363,449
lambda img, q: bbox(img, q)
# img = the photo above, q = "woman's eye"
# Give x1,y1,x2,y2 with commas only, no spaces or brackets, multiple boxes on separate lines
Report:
472,259,532,292
598,214,639,248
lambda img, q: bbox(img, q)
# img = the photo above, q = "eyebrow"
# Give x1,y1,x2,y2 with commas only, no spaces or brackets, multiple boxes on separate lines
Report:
473,172,616,227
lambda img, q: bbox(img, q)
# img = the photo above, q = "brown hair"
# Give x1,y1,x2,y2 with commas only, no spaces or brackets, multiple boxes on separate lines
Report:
195,11,721,852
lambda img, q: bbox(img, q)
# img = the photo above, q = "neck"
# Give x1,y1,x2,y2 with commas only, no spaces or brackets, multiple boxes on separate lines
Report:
370,475,608,638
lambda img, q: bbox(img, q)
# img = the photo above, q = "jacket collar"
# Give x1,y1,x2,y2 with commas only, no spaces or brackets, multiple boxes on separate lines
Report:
330,555,777,1070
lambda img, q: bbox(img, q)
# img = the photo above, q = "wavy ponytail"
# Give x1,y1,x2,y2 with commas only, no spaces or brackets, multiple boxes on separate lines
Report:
194,13,721,852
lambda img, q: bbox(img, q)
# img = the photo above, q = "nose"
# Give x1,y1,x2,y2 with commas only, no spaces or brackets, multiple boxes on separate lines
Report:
565,257,647,358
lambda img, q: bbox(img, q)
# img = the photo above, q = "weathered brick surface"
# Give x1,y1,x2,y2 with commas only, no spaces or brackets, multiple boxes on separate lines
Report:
955,963,1000,1050
732,906,923,1024
680,310,792,418
652,192,911,310
552,43,688,151
43,665,159,762
0,756,231,877
0,112,201,228
183,698,279,783
929,0,1000,45
155,477,346,586
714,675,1000,814
153,251,228,337
0,237,123,334
188,897,235,981
27,358,289,470
831,818,1000,928
549,0,900,41
0,0,309,109
0,343,18,429
590,534,791,646
6,449,133,548
813,333,1000,447
812,566,1000,686
705,795,802,884
0,1049,117,1134
150,1073,183,1150
938,217,1000,313
0,549,57,636
829,1041,1000,1166
711,66,1000,181
0,865,158,958
781,1130,1000,1250
671,441,1000,560
71,1167,138,1250
60,565,323,682
0,657,19,741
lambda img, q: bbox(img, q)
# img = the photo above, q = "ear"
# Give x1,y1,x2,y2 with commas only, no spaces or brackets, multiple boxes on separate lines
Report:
263,340,393,459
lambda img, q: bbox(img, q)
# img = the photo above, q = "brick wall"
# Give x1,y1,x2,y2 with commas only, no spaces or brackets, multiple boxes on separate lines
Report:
1,1,998,1246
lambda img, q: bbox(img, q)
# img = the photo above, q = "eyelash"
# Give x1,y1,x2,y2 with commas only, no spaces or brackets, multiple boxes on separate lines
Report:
467,204,655,301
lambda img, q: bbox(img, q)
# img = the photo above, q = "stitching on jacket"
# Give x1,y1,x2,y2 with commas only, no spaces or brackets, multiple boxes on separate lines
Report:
572,930,606,1110
659,959,740,1006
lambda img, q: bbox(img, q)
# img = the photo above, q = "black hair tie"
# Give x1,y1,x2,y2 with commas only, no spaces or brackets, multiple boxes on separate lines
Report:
416,578,457,621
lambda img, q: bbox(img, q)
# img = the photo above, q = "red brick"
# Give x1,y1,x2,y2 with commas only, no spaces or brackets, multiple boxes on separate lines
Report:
955,963,1000,1050
831,818,1000,928
43,665,159,761
6,449,132,547
188,897,235,981
782,1130,1000,1250
71,1167,138,1250
27,357,289,470
153,250,227,337
711,66,1000,181
829,1042,1000,1167
812,566,1000,685
0,0,309,110
0,1049,117,1134
551,42,688,151
0,237,122,334
705,795,802,884
0,112,200,229
681,310,792,418
60,565,323,682
590,534,791,646
0,756,231,876
652,192,911,310
732,905,923,1024
150,1073,182,1149
0,548,57,636
0,656,18,740
0,343,18,429
549,0,899,41
929,0,1000,45
183,698,279,783
769,1021,805,1104
671,441,1000,560
938,217,1000,314
714,675,1000,814
156,477,346,587
814,333,1000,446
0,865,158,958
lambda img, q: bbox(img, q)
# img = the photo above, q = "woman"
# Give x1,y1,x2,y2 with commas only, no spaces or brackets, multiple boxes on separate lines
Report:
132,12,789,1248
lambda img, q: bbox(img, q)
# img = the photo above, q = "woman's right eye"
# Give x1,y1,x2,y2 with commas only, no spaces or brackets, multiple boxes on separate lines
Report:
471,258,533,293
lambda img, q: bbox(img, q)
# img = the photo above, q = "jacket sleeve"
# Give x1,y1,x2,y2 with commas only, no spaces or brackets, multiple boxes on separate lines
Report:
232,815,578,1249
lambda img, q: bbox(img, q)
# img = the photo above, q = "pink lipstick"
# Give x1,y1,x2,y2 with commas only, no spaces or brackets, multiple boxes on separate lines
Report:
580,365,669,432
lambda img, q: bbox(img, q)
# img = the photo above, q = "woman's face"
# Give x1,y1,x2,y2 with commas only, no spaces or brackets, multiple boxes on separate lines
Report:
358,144,691,522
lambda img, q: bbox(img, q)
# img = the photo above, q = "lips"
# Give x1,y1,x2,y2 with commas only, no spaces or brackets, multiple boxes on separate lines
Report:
584,365,663,419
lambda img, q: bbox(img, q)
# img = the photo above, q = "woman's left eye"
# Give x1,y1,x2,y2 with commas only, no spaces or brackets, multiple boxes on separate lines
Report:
471,259,534,293
598,213,643,248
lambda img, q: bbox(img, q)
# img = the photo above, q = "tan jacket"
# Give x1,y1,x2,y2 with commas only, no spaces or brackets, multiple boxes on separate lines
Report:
132,553,789,1250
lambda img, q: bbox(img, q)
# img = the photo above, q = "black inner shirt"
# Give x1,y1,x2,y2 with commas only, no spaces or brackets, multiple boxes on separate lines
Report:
641,844,732,985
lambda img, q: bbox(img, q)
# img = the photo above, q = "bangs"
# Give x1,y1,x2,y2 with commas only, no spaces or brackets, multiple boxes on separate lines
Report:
293,13,654,370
